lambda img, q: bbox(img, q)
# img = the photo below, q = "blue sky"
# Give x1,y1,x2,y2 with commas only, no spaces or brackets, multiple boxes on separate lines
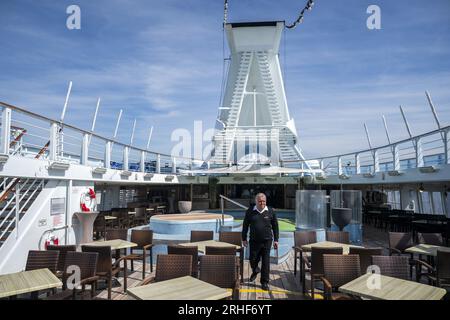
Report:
0,0,449,159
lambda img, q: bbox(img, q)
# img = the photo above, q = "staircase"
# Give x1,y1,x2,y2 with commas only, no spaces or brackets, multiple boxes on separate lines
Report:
256,51,283,125
0,178,45,248
226,51,253,127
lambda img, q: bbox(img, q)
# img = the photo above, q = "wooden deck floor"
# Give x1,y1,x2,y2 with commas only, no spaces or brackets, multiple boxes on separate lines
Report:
92,225,391,300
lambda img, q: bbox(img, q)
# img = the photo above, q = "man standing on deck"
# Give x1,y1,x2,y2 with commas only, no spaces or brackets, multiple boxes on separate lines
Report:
242,193,279,291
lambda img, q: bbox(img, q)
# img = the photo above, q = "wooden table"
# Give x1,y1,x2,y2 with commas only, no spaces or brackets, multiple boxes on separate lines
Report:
405,244,450,257
104,216,117,221
179,240,240,253
0,268,62,299
127,276,231,300
301,241,363,255
83,239,137,251
339,273,446,300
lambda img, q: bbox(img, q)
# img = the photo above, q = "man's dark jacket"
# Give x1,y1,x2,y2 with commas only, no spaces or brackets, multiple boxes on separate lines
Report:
241,206,279,242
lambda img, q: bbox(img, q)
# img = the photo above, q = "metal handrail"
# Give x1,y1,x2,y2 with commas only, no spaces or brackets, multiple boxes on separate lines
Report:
219,194,247,226
1,101,204,163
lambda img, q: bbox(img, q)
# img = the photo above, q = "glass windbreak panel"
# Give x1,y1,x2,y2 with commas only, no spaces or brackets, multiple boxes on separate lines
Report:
394,191,401,209
420,191,432,214
330,190,362,225
296,190,327,230
432,192,444,215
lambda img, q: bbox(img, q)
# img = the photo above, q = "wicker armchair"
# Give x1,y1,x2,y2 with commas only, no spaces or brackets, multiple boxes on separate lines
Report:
348,247,383,275
387,232,414,277
292,231,317,280
25,250,59,274
199,255,240,300
48,251,99,300
321,254,361,300
25,250,60,298
167,245,199,277
190,230,214,242
105,229,129,259
46,245,77,288
93,215,107,240
326,231,350,244
417,232,444,246
125,229,154,279
81,245,128,299
219,231,244,283
303,247,343,299
133,207,148,226
371,255,409,280
141,254,193,285
205,246,240,282
416,250,450,287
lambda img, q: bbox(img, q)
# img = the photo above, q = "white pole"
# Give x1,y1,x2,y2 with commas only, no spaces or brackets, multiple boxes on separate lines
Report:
425,90,445,142
130,119,137,145
382,115,391,144
399,105,413,139
113,109,123,139
363,123,373,150
91,98,101,132
146,126,154,150
89,98,101,145
60,81,72,123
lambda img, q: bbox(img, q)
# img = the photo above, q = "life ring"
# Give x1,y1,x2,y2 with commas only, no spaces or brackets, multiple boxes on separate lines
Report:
80,188,97,212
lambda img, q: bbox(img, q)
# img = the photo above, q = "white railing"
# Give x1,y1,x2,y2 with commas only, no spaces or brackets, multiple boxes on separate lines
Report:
0,101,204,175
219,194,247,225
302,125,450,177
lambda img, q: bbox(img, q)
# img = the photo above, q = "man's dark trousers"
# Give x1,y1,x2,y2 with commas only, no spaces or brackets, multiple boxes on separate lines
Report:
249,239,272,284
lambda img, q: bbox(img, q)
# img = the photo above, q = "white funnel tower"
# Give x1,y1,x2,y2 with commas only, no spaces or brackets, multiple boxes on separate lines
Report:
211,21,307,166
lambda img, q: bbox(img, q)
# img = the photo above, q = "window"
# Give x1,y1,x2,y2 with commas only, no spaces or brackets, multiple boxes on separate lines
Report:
431,192,444,215
420,191,432,214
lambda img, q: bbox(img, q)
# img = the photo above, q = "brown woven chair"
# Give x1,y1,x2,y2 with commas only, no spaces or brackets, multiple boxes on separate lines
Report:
141,254,193,285
321,254,361,300
349,247,384,275
25,250,59,274
46,245,77,288
387,232,414,277
133,207,148,226
199,255,240,300
303,247,343,299
219,231,244,283
24,250,60,298
125,229,154,279
93,215,107,240
190,230,214,242
417,232,444,246
81,245,128,299
416,250,450,287
105,229,128,241
48,251,99,300
326,231,350,244
167,245,199,277
292,231,317,280
371,255,409,280
205,246,240,282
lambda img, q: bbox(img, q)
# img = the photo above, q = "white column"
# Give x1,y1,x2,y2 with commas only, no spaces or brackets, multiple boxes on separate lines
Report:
374,150,380,172
416,137,424,167
172,157,177,174
65,180,72,245
49,123,59,161
123,147,129,171
1,107,11,155
81,133,89,165
15,182,20,239
393,144,401,170
337,157,342,175
140,151,146,173
156,154,161,173
355,153,361,174
104,141,111,169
